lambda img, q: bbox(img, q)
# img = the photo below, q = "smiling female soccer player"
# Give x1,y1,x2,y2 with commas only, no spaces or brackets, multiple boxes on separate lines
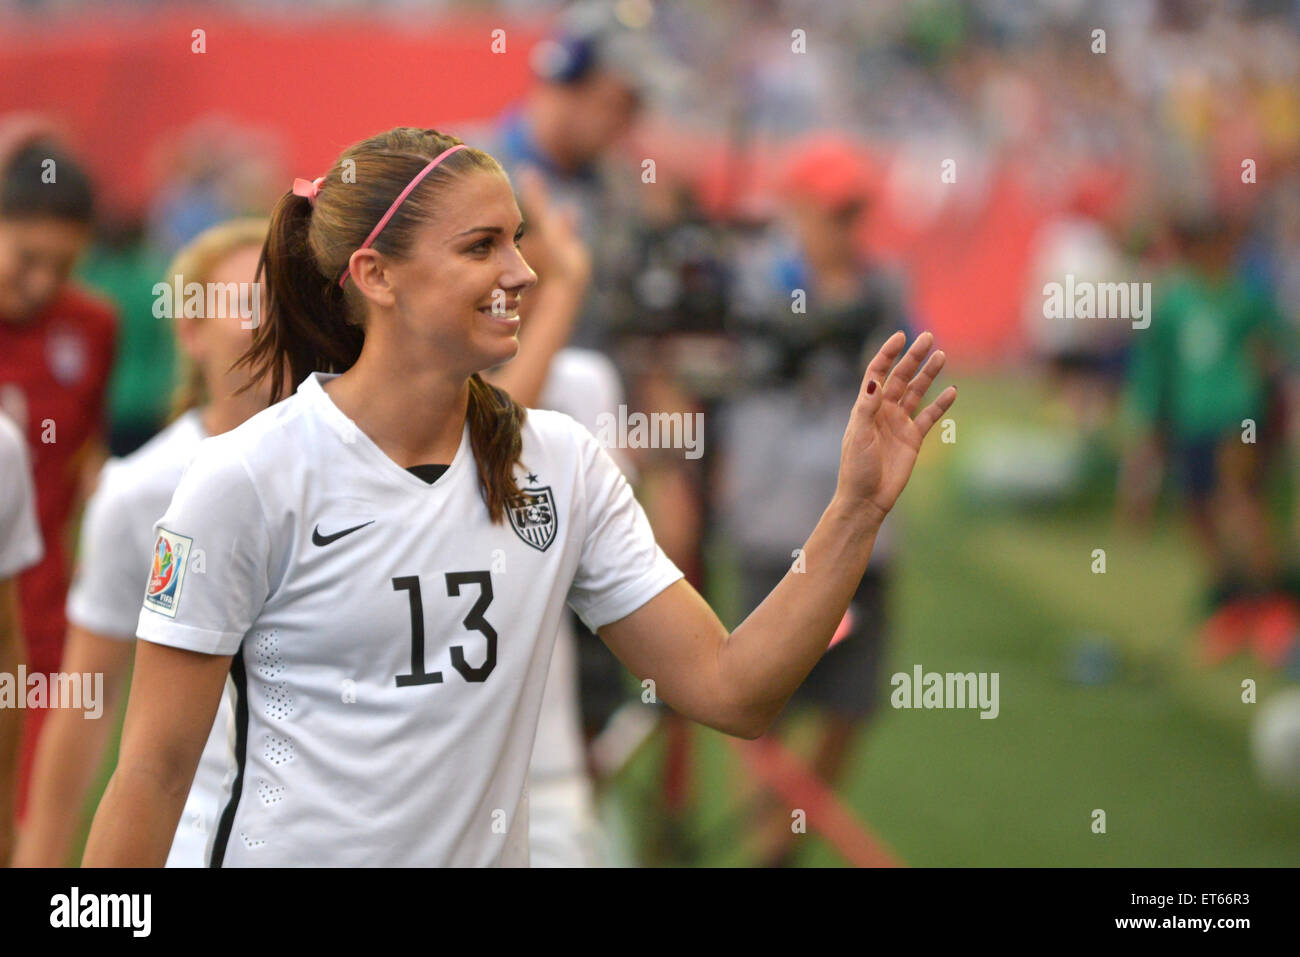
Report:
82,127,954,867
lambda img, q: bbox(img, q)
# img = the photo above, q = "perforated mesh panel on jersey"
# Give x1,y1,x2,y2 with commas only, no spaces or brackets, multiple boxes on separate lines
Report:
253,630,296,720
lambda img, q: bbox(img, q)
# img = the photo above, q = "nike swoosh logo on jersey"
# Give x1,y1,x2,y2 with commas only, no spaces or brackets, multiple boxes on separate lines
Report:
312,520,375,546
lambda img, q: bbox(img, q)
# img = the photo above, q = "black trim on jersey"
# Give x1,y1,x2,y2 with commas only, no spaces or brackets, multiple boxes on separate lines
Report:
209,648,249,868
406,463,450,484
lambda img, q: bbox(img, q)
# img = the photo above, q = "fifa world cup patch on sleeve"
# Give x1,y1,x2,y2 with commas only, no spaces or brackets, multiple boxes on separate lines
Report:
144,528,194,618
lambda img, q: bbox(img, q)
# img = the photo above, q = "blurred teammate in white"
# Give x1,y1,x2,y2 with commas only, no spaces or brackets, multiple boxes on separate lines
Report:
83,127,954,867
0,409,43,864
14,220,270,867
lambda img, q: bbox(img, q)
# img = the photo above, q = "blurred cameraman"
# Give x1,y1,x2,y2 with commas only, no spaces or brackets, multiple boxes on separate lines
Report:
717,136,915,866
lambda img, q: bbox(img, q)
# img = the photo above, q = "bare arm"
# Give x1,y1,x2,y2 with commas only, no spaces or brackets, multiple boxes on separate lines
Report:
81,640,231,867
0,577,22,865
600,332,956,738
65,438,108,559
13,625,133,866
487,274,587,408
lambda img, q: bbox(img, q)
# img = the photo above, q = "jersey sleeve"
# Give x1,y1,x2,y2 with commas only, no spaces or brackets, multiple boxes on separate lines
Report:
135,441,272,656
0,420,43,579
566,419,683,632
66,466,154,638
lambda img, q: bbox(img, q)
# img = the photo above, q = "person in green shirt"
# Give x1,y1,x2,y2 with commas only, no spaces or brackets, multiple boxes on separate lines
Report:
1120,212,1297,665
74,218,173,457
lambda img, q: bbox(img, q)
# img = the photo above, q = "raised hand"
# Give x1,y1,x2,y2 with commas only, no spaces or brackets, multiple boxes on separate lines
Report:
514,166,591,293
835,330,957,522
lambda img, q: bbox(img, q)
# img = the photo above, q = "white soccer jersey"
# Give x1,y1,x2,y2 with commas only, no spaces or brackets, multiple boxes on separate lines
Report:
66,410,236,868
0,411,43,579
136,372,682,867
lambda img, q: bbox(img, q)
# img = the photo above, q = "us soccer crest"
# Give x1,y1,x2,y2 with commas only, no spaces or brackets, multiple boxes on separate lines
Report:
46,327,87,386
508,485,557,552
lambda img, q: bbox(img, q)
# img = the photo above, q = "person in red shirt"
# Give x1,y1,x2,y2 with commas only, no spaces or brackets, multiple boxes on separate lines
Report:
0,122,116,815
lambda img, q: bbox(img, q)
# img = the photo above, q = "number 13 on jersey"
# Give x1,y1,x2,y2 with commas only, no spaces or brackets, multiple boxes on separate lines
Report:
393,570,497,687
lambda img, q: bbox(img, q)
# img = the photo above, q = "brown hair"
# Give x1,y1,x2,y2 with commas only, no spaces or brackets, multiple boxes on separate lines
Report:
0,116,95,224
239,127,528,524
165,217,270,420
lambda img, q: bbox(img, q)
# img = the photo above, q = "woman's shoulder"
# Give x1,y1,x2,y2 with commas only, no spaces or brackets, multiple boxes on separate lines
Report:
98,411,204,493
520,407,612,486
181,393,316,490
522,406,583,443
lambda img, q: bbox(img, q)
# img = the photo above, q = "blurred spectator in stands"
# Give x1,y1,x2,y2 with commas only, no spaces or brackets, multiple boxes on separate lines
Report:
146,116,283,258
74,217,171,456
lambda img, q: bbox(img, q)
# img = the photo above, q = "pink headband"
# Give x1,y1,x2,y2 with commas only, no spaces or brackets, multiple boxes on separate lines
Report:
335,143,469,289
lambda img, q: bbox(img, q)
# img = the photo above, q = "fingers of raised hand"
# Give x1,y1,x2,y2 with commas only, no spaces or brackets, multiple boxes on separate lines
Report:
913,385,958,438
857,328,909,416
900,350,946,417
882,331,934,403
857,328,909,395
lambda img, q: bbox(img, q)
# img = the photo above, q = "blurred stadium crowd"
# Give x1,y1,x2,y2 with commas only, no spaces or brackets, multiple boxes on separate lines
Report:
3,0,1300,865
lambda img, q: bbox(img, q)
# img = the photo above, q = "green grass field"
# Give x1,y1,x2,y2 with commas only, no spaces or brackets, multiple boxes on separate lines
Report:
71,372,1300,866
610,372,1300,867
